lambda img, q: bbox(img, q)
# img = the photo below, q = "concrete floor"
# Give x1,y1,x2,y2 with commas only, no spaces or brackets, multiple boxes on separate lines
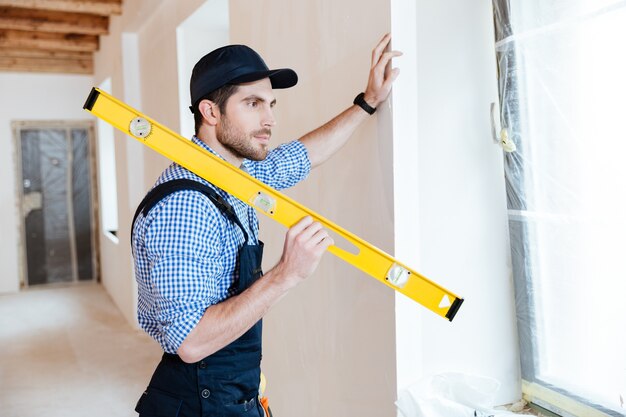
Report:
0,283,162,417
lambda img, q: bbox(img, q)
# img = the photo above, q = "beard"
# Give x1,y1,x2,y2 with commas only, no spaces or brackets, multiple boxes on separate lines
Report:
216,115,271,161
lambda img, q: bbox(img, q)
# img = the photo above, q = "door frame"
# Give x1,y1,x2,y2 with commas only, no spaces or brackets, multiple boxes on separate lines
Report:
12,120,100,288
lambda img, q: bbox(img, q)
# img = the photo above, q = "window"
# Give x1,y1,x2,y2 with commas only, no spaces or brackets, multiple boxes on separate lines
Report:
96,78,119,241
494,1,626,415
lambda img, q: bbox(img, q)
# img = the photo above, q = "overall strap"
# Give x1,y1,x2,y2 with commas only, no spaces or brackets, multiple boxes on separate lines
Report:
131,178,249,245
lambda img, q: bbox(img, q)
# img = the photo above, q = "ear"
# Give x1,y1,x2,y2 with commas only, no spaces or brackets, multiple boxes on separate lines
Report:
198,99,220,126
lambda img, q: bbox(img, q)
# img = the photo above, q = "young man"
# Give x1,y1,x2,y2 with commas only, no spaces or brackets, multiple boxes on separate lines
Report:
132,34,400,416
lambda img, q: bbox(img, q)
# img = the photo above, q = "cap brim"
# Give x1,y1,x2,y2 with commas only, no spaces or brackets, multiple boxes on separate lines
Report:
230,68,298,89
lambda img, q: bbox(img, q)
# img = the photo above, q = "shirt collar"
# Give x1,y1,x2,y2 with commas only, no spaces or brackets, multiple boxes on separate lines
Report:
191,135,249,172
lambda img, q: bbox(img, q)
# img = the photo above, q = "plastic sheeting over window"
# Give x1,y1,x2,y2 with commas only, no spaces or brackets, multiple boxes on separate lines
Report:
493,1,626,415
397,373,532,417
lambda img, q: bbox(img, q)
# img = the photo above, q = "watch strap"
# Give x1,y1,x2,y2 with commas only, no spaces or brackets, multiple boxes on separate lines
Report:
353,92,376,115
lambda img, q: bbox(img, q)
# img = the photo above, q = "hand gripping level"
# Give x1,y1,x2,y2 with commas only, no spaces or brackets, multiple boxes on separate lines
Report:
83,87,464,321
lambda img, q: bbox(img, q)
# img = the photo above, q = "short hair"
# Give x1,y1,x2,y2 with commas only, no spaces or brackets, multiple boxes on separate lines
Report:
193,84,239,134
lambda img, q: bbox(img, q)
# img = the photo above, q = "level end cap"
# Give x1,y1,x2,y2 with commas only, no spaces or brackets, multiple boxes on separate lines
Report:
445,297,464,322
83,87,100,111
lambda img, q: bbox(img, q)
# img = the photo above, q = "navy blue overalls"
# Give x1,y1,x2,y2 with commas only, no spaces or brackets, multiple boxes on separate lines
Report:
132,179,266,417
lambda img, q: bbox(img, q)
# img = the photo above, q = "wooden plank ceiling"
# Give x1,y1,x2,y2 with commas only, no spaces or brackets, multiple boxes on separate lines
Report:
0,0,122,74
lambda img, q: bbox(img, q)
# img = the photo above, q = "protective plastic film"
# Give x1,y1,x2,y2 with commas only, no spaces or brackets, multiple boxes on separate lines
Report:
493,1,626,415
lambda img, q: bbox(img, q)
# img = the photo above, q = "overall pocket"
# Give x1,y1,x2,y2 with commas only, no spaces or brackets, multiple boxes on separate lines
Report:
222,395,263,417
135,387,183,417
207,366,260,406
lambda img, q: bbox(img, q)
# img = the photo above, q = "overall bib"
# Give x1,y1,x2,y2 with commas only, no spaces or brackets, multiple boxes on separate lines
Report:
132,179,265,417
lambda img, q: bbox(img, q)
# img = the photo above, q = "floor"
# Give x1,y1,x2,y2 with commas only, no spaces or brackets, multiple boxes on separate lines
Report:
0,283,162,417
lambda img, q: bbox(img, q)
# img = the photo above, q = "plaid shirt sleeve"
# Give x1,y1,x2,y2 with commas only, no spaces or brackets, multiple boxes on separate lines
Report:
142,191,227,353
246,140,311,189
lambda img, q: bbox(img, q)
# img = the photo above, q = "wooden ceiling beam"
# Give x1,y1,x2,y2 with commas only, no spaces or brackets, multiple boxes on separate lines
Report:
0,47,91,59
0,0,122,16
0,29,98,52
0,7,109,35
0,0,119,74
0,54,93,74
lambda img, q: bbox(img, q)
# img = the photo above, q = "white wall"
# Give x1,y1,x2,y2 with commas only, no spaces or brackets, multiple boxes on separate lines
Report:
391,0,424,390
121,33,146,218
0,72,94,293
394,0,521,406
91,0,205,325
176,0,230,139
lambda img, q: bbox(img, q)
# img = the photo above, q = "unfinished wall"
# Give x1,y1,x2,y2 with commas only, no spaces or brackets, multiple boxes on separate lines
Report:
0,73,93,294
227,1,398,416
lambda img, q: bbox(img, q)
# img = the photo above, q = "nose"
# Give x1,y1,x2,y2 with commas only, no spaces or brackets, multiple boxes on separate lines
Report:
262,106,276,128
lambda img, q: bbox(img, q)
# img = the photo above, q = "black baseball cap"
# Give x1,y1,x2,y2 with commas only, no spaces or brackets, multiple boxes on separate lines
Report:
189,45,298,112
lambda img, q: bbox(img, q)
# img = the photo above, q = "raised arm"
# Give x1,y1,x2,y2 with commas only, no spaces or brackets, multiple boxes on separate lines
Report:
299,33,402,168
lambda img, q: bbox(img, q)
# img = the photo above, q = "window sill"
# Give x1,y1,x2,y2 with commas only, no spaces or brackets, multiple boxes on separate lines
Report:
104,230,119,244
522,380,615,417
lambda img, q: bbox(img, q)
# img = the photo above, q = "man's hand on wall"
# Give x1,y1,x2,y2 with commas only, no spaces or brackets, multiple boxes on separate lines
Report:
363,33,402,108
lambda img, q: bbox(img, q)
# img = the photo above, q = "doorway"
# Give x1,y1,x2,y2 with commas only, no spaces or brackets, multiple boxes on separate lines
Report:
14,121,99,287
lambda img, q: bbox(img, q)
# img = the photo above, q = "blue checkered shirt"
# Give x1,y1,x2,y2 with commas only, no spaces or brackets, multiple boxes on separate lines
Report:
132,136,311,353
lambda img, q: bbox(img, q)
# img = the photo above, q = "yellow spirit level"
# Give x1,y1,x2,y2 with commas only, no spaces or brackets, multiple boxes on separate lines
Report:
84,87,464,321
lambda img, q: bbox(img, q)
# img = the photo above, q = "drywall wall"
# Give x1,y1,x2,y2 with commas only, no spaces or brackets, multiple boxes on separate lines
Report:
227,1,398,416
0,72,93,293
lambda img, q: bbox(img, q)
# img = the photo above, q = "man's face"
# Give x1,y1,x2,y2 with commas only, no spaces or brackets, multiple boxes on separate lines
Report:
216,78,276,162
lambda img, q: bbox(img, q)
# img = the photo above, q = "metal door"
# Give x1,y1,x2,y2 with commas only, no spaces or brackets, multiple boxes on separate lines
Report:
16,123,98,286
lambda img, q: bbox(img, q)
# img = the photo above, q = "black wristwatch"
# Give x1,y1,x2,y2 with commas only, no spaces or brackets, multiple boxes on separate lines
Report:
353,92,376,115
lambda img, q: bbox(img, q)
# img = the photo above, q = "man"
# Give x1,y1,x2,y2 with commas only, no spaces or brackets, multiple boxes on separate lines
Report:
132,34,400,416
